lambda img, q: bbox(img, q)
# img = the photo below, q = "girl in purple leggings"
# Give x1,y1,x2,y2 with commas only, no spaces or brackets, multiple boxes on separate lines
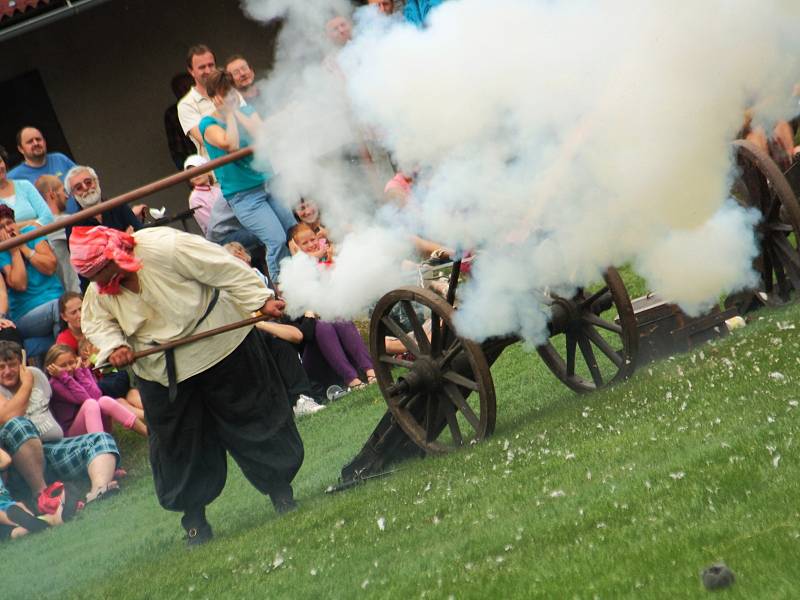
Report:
301,318,376,389
289,224,376,388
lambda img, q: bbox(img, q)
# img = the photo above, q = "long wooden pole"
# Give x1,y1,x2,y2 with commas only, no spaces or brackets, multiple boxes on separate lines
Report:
95,312,272,368
0,147,254,252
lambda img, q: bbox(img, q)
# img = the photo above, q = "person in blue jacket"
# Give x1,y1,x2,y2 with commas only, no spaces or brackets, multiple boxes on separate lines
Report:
404,0,445,27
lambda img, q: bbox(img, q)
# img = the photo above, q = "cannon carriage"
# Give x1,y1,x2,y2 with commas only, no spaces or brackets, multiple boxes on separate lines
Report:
339,140,800,483
368,265,638,455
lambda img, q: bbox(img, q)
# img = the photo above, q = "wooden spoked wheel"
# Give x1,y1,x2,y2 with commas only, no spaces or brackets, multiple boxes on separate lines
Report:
730,139,800,308
369,286,496,455
536,267,638,393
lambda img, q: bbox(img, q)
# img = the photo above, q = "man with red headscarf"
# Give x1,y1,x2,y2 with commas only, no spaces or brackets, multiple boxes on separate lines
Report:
71,225,304,546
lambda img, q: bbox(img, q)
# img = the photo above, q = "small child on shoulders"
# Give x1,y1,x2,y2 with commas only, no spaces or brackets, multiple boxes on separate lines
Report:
45,344,148,437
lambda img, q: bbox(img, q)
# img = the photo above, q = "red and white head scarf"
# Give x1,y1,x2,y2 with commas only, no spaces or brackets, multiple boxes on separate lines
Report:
69,225,142,280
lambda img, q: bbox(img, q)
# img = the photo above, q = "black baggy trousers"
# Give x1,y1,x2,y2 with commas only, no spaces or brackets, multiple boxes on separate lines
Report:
136,329,304,513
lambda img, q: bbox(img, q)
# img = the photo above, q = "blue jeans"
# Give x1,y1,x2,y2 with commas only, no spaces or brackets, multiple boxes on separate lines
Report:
16,298,60,349
227,186,296,281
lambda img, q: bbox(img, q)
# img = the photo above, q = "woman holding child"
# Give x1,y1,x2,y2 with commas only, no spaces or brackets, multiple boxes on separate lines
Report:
199,68,296,280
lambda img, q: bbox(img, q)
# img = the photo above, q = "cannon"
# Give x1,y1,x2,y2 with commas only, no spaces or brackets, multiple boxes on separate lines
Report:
334,263,639,486
338,139,800,484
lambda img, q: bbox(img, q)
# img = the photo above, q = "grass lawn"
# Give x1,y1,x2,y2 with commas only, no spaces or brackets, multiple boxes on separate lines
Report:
3,302,800,599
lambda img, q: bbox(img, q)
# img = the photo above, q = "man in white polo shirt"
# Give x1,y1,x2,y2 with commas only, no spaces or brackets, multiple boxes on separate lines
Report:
178,44,247,158
177,44,220,157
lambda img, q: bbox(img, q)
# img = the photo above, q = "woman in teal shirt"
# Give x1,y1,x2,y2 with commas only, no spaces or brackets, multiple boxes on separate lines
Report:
0,146,54,230
0,204,63,358
199,69,295,282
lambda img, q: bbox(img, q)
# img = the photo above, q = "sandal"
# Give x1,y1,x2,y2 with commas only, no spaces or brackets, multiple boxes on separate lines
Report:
367,376,377,385
85,481,121,504
61,483,83,521
7,505,49,533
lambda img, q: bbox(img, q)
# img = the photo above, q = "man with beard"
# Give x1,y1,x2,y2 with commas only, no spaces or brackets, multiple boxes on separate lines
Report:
8,127,76,186
34,175,80,293
224,55,258,103
63,166,141,290
72,225,304,546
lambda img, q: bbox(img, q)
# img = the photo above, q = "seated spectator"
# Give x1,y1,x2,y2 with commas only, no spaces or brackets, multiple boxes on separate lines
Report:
223,242,325,415
1,447,71,540
8,127,76,186
55,291,83,351
288,225,376,389
0,205,63,361
184,154,223,235
0,341,121,506
383,170,453,260
369,0,398,15
0,276,23,347
200,68,295,280
206,191,265,262
294,198,329,238
325,15,353,48
225,54,259,103
64,165,142,235
223,241,272,289
0,145,54,230
289,222,334,265
34,175,81,293
323,14,354,76
78,337,145,422
739,109,797,171
44,344,147,437
63,165,142,290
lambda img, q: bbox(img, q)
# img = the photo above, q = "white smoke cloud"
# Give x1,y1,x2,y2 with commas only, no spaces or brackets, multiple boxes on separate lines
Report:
278,226,413,319
243,0,800,342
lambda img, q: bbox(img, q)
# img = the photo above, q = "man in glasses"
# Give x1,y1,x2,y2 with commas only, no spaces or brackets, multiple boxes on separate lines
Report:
63,166,141,290
224,55,259,103
8,127,76,186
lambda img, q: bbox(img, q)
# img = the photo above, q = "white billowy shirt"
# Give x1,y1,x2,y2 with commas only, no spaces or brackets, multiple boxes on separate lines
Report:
81,227,272,387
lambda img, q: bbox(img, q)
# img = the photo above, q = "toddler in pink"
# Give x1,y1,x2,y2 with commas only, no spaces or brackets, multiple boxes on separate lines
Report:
45,344,148,437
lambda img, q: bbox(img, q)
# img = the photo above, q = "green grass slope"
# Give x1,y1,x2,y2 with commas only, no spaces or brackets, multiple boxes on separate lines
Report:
3,305,799,599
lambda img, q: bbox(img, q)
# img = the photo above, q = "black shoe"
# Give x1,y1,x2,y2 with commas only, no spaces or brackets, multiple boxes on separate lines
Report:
184,523,213,547
181,509,213,547
270,486,297,514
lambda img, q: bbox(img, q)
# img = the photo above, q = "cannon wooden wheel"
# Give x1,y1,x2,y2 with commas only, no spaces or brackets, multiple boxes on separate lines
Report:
536,267,638,393
369,286,496,455
729,139,800,310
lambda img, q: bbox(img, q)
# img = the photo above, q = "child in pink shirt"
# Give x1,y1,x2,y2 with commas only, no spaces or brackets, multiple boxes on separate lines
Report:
45,344,148,437
184,154,224,235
